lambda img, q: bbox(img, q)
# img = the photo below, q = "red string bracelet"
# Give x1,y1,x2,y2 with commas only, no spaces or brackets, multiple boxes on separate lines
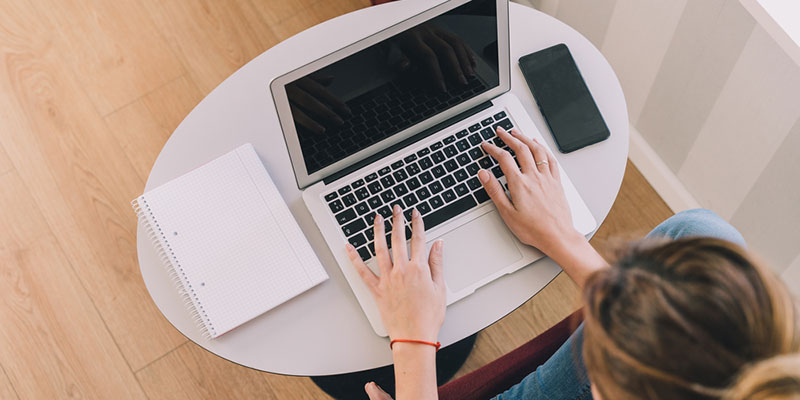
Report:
390,339,442,351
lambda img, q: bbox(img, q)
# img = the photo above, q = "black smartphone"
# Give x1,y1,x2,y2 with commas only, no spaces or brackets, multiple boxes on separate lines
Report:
518,44,610,153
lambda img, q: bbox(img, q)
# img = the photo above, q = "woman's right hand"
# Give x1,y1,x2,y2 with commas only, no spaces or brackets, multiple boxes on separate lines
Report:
478,127,584,257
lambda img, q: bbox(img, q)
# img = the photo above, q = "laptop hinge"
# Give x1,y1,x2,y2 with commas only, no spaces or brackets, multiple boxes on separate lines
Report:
323,100,494,185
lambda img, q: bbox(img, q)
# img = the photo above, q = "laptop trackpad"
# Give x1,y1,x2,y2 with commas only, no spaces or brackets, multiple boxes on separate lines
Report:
439,211,522,293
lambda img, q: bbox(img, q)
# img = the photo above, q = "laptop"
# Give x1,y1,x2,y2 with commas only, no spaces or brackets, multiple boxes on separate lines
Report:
270,0,597,336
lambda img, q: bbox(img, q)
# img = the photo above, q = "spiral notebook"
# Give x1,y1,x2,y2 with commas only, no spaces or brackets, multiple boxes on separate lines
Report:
132,143,328,339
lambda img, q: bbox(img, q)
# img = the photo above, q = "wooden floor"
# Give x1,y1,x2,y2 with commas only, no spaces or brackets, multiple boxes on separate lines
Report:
0,0,673,398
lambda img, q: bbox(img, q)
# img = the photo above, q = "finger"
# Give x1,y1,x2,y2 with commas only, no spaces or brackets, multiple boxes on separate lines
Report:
482,140,521,182
286,85,344,125
391,205,409,262
409,208,427,264
439,32,474,77
428,239,445,284
289,103,325,135
346,244,378,291
534,138,561,179
424,32,466,85
527,136,550,174
478,169,514,212
365,382,393,400
497,127,535,173
372,214,392,276
297,76,352,117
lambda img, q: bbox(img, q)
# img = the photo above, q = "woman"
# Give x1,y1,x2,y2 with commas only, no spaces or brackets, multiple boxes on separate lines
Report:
344,127,800,400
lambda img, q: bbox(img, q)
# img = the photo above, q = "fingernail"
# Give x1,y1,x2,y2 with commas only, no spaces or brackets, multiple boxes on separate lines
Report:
412,208,419,218
393,204,401,214
496,126,505,133
478,169,489,183
435,239,444,252
375,214,383,224
346,243,354,251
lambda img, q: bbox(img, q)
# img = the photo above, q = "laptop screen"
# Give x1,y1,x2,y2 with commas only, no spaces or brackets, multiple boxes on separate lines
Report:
286,0,499,174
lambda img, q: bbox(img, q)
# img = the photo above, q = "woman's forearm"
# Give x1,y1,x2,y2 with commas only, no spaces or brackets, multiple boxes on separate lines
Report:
392,344,438,400
546,231,608,289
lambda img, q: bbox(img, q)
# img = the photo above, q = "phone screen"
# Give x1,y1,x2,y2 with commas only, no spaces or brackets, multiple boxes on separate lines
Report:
519,44,609,153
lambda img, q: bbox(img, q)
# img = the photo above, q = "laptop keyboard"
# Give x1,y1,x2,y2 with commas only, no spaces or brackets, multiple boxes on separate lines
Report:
324,110,517,262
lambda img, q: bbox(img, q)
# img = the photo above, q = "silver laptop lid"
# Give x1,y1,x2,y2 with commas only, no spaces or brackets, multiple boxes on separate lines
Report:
270,0,510,189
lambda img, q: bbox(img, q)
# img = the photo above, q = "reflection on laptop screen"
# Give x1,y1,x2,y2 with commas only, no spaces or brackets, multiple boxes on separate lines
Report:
286,0,499,174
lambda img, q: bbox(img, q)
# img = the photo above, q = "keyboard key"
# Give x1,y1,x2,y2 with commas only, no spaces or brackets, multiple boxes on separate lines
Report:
419,157,433,170
355,202,370,215
403,193,418,207
493,111,507,120
444,160,458,172
377,205,392,218
493,118,514,131
442,189,456,203
403,154,417,163
443,135,456,144
467,177,482,190
442,175,456,188
416,186,431,200
480,127,495,140
342,218,367,236
328,199,344,213
335,208,357,225
481,117,494,126
418,201,432,215
422,195,477,230
432,165,446,178
380,175,395,187
391,160,404,170
491,166,504,178
454,183,469,197
430,181,444,194
454,169,469,182
466,163,480,176
431,151,446,164
368,196,382,209
378,166,391,176
324,192,338,202
355,187,370,200
407,177,421,191
393,169,408,182
365,228,374,241
348,232,368,248
469,147,483,160
456,129,469,138
342,193,357,206
393,183,409,197
403,208,413,221
456,139,469,152
443,145,458,158
380,190,396,203
405,163,421,176
456,154,471,166
368,181,382,195
352,179,365,189
474,188,490,203
405,226,412,240
338,186,352,195
419,171,433,184
468,123,482,132
494,137,506,148
468,133,481,146
365,172,379,182
430,142,444,151
429,195,444,209
416,148,431,157
478,157,493,169
390,199,404,210
357,246,371,261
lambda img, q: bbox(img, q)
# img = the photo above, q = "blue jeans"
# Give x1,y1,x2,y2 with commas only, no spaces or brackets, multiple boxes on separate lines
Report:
493,209,745,399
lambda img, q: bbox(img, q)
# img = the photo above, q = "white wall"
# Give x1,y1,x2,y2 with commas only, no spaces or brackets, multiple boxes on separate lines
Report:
513,0,800,293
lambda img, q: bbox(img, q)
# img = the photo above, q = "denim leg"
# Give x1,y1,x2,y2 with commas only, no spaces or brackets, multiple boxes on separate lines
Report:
645,208,745,247
493,325,592,400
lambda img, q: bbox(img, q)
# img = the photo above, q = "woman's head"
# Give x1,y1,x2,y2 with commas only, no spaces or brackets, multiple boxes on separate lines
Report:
582,237,800,399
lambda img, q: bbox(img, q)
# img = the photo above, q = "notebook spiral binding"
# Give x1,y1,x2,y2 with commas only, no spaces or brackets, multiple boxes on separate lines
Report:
132,198,216,339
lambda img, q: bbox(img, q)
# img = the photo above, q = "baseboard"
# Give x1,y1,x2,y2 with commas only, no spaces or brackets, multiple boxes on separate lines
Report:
627,125,701,213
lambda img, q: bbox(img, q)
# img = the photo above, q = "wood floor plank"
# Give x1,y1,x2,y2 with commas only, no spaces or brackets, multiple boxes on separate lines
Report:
137,342,332,400
0,146,10,175
269,0,372,41
0,172,145,399
0,24,187,372
31,0,184,116
144,0,280,95
0,364,20,400
105,75,204,182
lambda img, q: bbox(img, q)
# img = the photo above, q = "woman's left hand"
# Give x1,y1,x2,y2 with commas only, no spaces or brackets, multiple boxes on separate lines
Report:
346,205,447,343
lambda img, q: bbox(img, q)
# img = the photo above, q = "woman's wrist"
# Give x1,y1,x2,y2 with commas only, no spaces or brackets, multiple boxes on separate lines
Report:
545,231,608,289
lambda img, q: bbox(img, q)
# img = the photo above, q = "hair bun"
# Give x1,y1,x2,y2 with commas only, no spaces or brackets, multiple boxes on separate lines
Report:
725,353,800,400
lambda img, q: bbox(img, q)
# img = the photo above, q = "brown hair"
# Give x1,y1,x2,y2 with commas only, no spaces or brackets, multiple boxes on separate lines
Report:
582,238,800,399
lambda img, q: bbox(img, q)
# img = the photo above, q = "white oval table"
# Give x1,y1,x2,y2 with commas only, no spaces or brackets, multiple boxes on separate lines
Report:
137,0,628,376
